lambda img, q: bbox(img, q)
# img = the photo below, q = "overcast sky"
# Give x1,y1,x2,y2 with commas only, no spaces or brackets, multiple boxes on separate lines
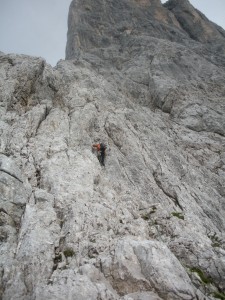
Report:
0,0,225,66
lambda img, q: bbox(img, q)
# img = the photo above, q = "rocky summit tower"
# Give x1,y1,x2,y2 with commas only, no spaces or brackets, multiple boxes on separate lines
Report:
66,0,225,58
0,0,225,299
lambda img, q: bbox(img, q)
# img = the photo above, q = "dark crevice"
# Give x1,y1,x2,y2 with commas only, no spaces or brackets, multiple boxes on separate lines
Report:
34,105,52,136
0,168,23,184
31,155,42,188
0,208,8,215
35,169,41,188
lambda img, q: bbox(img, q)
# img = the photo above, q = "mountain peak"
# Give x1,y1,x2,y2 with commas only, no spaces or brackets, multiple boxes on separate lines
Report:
66,0,184,60
66,0,225,61
164,0,225,44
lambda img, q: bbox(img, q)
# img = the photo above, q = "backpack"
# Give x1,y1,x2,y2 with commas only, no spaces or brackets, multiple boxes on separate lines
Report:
100,143,107,151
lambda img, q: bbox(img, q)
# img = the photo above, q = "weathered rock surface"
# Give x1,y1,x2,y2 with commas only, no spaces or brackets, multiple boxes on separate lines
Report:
1,0,225,299
164,0,225,47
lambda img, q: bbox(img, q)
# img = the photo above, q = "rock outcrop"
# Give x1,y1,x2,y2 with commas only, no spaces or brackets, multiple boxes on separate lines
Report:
1,0,225,299
164,0,225,46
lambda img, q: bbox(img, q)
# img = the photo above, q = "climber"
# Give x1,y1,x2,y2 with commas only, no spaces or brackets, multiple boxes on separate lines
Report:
92,142,107,166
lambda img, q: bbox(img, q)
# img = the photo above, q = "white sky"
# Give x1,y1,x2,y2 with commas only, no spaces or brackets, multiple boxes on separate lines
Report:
0,0,225,66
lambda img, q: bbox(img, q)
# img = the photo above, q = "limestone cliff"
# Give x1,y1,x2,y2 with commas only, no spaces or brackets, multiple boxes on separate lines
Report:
0,0,225,299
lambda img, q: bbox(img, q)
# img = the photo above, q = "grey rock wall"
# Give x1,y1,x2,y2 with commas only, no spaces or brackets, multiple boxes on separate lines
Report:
1,0,225,299
164,0,225,45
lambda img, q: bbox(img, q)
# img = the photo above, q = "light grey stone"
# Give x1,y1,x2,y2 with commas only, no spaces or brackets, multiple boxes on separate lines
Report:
122,291,163,300
0,154,23,183
99,238,197,299
0,0,225,299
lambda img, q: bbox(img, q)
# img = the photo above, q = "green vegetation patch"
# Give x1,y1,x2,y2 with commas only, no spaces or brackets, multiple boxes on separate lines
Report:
171,212,184,220
141,206,157,221
141,213,150,220
150,205,157,214
190,267,212,285
207,232,223,248
213,291,225,300
63,248,75,258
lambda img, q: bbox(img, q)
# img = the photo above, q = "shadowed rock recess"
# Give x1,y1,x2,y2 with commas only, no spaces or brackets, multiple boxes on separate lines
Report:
1,0,225,299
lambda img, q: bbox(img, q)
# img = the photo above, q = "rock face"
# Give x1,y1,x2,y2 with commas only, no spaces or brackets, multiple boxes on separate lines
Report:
164,0,225,45
1,0,225,299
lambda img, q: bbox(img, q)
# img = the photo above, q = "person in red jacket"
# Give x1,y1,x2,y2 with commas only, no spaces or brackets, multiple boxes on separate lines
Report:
92,143,107,166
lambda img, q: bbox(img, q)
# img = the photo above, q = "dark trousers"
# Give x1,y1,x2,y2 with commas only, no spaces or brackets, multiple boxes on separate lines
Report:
98,150,105,166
